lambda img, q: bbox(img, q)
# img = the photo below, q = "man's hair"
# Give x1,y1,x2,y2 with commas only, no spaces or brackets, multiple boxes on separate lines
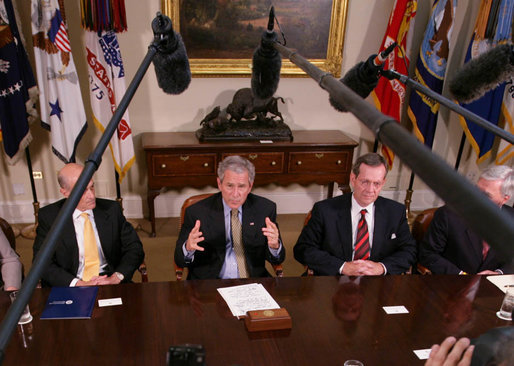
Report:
217,155,256,184
351,153,389,178
480,165,513,198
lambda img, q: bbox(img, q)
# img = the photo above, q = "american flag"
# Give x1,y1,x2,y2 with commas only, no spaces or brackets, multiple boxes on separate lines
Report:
47,9,71,53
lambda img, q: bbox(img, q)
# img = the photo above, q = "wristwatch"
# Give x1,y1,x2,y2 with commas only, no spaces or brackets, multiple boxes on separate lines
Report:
114,272,124,281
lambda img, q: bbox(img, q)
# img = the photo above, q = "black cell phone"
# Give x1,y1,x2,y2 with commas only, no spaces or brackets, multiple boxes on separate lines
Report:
167,344,206,366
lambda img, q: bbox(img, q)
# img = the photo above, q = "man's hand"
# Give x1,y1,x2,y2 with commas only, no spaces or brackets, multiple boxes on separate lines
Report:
262,217,280,249
477,270,499,275
425,336,474,366
76,275,107,286
341,260,385,276
95,274,122,285
186,220,205,252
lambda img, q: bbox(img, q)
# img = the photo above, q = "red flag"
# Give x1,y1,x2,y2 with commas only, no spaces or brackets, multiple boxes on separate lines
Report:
371,0,417,168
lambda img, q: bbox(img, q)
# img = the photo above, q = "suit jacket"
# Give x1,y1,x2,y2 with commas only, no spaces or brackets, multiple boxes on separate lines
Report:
174,192,285,279
33,198,145,287
418,205,514,274
293,194,416,275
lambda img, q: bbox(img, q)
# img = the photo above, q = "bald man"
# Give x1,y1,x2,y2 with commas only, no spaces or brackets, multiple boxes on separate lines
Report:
33,163,144,287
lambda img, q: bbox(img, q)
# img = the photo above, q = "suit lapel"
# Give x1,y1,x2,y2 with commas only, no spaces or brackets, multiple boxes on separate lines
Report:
372,199,387,260
62,208,80,273
242,195,258,244
93,203,111,258
337,195,354,261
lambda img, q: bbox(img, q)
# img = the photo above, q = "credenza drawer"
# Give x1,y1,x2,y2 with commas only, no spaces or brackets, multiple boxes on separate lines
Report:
222,152,284,173
152,153,217,176
288,152,351,173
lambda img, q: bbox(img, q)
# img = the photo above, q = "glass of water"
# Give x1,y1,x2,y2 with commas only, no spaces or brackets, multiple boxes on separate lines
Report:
497,287,514,321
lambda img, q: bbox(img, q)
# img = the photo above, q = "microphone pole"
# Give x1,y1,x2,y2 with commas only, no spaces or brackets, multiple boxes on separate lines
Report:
272,41,514,259
382,69,514,145
0,14,169,363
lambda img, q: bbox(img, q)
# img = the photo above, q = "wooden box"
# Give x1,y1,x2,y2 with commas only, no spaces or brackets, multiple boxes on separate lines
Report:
244,308,292,332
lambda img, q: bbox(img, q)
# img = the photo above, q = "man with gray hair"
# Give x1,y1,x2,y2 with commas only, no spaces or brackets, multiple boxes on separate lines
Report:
419,165,514,274
175,155,285,279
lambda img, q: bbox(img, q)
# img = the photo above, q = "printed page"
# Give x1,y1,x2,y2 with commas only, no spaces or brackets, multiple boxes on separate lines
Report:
217,283,280,318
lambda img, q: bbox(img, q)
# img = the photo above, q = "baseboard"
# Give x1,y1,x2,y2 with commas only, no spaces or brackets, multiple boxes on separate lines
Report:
0,189,442,224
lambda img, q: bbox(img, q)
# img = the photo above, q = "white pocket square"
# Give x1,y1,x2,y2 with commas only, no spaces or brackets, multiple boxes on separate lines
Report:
391,233,397,239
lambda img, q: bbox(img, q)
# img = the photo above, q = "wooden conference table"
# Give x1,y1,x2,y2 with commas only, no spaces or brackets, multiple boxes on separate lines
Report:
0,275,510,365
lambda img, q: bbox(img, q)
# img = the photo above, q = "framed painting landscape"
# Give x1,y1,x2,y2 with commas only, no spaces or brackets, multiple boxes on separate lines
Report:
161,0,348,77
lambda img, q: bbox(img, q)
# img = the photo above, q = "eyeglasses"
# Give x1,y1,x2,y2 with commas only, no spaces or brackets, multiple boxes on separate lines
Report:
356,179,384,189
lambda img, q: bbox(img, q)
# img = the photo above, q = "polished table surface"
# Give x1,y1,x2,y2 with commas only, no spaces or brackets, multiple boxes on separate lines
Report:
0,276,510,365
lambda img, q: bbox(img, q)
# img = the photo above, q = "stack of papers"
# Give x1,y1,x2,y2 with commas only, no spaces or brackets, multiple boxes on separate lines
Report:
217,283,280,318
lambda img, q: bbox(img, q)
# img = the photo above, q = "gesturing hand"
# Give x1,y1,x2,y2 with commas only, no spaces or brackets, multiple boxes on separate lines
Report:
262,217,280,249
186,220,205,252
425,337,474,366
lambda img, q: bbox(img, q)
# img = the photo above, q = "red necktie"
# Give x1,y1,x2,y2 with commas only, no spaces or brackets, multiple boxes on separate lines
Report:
354,209,370,260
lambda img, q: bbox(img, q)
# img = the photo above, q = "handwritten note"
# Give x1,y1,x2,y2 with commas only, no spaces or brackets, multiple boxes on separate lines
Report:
217,283,280,318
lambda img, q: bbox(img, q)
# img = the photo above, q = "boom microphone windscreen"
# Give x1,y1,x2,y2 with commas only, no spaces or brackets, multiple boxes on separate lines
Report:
151,12,191,95
449,43,514,104
251,6,282,100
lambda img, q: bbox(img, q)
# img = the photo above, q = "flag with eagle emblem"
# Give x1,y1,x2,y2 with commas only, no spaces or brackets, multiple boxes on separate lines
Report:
31,0,86,163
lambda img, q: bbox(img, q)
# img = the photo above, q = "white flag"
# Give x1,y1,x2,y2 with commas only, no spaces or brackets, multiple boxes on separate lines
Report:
31,0,87,163
85,30,134,182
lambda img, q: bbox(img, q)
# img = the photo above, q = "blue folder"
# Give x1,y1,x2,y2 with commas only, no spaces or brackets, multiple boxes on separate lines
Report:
40,286,98,320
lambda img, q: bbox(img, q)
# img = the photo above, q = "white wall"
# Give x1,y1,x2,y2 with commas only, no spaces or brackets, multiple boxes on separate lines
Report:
0,0,511,223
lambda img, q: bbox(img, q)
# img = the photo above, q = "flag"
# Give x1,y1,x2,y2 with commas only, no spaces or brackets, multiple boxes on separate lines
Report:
371,0,417,168
458,0,513,164
407,0,457,150
0,0,38,164
31,0,87,163
85,31,134,182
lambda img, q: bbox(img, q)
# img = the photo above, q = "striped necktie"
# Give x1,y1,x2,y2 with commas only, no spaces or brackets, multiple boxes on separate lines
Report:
81,212,100,281
231,208,249,278
354,209,370,260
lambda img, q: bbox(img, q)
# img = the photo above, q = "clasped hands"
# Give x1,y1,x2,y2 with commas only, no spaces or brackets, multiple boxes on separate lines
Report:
77,275,121,286
341,260,385,276
186,217,280,252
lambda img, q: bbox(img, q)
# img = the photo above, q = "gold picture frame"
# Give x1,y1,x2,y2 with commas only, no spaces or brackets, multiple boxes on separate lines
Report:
161,0,348,77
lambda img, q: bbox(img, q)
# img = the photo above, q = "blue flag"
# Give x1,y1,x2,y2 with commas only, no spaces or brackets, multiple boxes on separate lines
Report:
407,0,457,149
458,0,513,163
0,0,38,164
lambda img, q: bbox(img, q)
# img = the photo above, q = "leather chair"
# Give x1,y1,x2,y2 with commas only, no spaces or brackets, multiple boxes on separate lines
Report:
175,193,283,280
411,208,438,275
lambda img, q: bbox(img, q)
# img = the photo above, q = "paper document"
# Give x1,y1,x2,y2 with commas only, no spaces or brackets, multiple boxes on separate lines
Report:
487,274,514,294
217,283,280,318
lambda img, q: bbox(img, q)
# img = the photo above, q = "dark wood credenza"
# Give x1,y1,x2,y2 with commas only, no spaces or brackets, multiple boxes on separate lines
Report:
142,130,358,236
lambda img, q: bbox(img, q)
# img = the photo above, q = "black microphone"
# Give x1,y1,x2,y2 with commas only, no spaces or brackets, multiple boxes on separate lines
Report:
330,42,397,112
449,43,514,104
251,6,282,100
151,12,191,95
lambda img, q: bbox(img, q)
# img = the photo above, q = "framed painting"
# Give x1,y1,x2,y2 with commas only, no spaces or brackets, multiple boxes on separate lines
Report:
161,0,348,77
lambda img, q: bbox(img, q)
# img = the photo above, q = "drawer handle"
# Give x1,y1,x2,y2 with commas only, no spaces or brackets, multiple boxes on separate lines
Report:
161,164,167,169
315,153,324,159
203,162,209,167
248,154,258,160
337,160,342,165
296,161,302,165
271,161,277,166
180,156,190,162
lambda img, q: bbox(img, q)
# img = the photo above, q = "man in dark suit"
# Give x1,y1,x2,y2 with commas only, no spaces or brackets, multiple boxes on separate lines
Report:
33,163,144,287
294,153,416,276
418,165,514,275
175,155,285,279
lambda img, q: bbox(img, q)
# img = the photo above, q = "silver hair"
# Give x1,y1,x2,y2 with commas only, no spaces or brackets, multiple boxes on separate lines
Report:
217,155,255,184
479,165,514,197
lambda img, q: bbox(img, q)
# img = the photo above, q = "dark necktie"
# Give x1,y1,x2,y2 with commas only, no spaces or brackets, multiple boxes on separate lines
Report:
231,209,249,278
354,209,370,260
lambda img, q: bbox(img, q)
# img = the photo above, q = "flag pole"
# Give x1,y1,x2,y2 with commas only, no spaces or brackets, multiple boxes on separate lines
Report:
20,147,39,239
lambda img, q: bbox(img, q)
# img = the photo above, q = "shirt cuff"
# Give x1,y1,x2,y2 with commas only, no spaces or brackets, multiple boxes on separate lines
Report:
339,262,346,275
495,269,503,275
269,241,283,258
379,262,387,275
70,278,79,287
182,242,195,262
